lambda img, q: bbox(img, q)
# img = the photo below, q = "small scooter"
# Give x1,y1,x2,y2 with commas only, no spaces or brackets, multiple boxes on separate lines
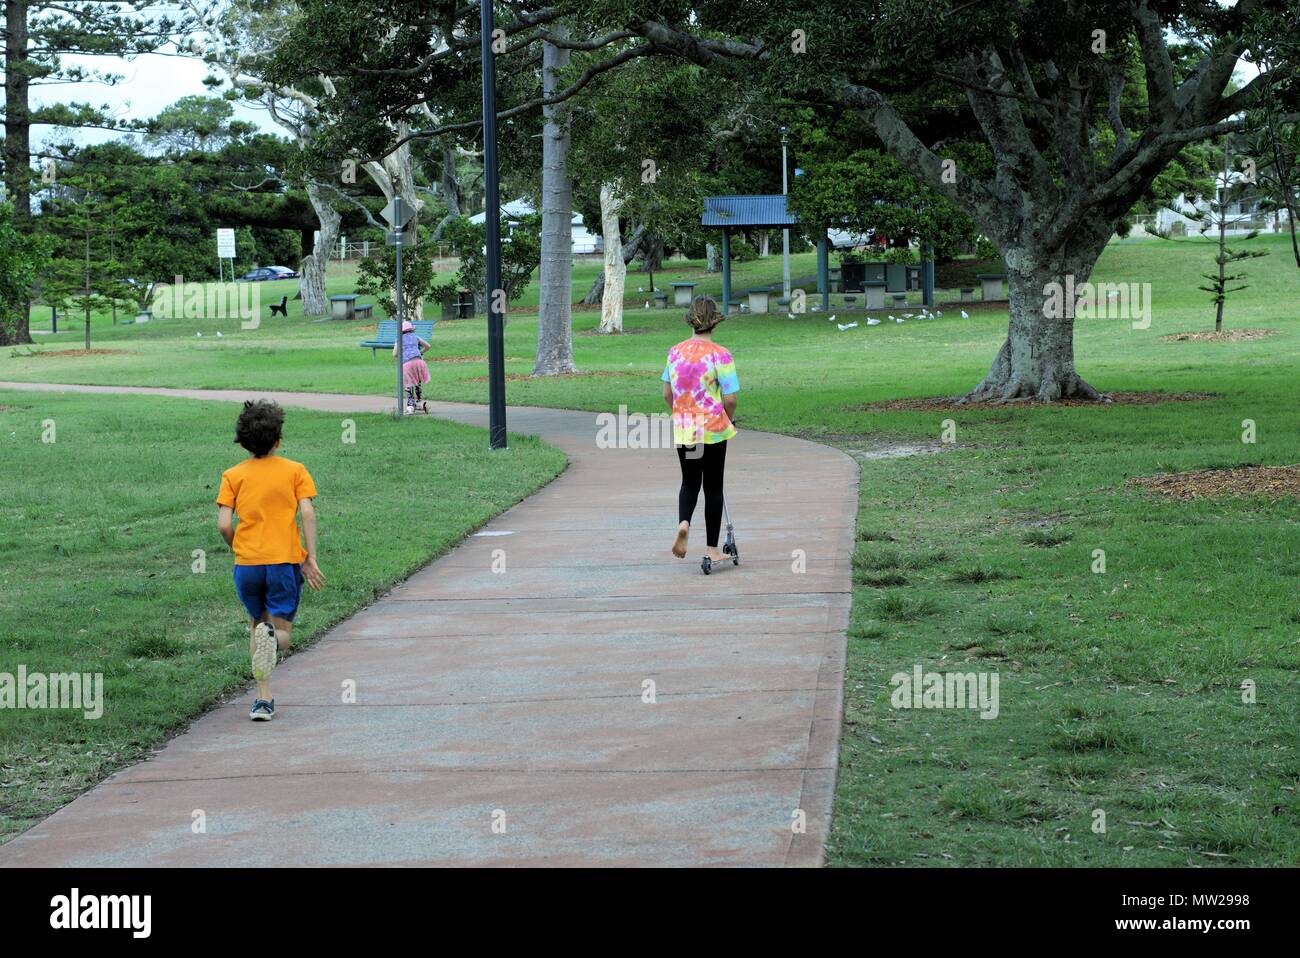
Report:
701,498,740,575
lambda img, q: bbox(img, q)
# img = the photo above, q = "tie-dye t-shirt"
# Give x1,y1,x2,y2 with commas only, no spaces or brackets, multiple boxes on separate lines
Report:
661,338,740,445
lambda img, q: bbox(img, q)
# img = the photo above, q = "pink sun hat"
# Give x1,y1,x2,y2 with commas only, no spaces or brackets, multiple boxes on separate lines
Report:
401,321,415,332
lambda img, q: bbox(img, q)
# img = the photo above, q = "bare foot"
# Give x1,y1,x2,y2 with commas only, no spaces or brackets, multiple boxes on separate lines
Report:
706,548,726,563
671,521,690,558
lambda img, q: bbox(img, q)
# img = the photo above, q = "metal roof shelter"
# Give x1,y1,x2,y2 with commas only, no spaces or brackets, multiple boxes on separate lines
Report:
701,193,935,313
702,195,798,229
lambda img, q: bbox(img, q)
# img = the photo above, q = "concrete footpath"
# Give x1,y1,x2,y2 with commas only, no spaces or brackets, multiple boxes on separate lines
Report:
0,382,858,867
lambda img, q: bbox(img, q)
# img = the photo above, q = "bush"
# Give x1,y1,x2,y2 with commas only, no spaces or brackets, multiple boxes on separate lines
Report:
727,237,758,262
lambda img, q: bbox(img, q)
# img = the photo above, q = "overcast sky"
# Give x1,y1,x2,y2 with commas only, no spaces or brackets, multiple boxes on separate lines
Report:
27,49,282,151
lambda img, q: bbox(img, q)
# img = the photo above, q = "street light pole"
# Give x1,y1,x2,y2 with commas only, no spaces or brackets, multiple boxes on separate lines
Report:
481,0,507,449
781,127,791,301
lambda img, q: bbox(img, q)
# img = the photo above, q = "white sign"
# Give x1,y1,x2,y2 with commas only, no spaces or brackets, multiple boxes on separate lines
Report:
216,228,236,259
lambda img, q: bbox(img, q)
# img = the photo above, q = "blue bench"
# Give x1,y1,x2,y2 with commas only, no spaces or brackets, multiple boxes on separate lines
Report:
360,319,436,357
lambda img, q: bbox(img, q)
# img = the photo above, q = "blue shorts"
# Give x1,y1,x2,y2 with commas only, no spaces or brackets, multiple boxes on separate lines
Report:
233,563,304,622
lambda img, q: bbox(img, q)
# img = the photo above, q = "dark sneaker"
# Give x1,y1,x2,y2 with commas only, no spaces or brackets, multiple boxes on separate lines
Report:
249,698,275,721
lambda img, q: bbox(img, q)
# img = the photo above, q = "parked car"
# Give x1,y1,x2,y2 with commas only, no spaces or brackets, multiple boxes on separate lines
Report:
239,266,300,281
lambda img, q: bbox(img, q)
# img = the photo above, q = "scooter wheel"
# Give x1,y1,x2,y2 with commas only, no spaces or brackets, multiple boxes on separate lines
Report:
732,551,740,566
701,556,712,575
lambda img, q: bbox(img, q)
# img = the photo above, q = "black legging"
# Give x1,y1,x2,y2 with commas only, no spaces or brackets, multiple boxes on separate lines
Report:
677,440,727,547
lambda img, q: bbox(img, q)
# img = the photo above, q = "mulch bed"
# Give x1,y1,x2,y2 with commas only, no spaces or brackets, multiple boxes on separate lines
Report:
850,391,1218,412
22,349,136,358
1129,465,1300,501
1158,328,1276,343
577,326,659,337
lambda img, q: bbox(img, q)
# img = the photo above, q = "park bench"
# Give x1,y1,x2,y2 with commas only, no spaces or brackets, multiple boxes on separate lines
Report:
354,303,374,320
269,296,288,317
360,319,436,357
653,289,669,309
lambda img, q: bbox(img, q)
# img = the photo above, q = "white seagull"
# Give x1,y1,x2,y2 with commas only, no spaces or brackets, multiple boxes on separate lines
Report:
837,322,858,331
867,318,881,326
961,310,970,319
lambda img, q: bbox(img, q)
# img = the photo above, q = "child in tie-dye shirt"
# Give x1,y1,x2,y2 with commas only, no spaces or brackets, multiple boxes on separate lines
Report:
661,296,739,563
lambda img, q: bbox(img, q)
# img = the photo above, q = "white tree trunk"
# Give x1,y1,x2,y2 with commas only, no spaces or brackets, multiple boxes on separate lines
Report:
597,183,625,334
758,231,769,257
705,243,721,272
534,31,577,375
300,182,342,317
364,126,426,319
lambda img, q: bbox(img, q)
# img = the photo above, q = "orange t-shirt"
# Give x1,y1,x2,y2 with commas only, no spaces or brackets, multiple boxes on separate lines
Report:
216,456,318,565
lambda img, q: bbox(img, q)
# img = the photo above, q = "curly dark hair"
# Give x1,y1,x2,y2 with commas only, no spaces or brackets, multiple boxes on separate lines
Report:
234,400,285,457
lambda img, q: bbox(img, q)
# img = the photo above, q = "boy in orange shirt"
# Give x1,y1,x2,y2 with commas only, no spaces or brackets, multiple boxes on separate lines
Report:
216,401,325,720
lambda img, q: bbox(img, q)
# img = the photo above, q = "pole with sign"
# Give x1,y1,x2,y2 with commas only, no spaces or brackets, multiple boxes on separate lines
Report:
382,196,415,419
481,0,507,449
216,228,236,282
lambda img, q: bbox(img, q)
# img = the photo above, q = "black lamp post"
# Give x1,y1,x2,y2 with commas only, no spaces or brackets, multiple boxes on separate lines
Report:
481,1,507,449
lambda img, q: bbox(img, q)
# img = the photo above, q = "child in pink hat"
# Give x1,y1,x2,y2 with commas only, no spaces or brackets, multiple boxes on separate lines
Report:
393,320,432,413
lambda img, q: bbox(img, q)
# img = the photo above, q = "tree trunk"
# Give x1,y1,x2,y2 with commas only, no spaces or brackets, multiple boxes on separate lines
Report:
534,32,578,375
580,221,646,305
596,183,625,334
962,251,1105,403
1,0,33,345
364,127,425,319
758,231,770,257
430,140,464,242
299,182,342,317
83,232,91,350
706,243,721,273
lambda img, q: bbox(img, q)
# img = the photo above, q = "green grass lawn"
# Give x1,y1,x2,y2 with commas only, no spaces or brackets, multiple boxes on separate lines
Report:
3,234,1298,864
0,392,566,842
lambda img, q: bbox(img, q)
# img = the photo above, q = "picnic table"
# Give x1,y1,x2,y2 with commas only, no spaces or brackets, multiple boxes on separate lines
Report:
670,282,696,307
359,319,436,357
745,287,773,314
331,294,375,320
977,273,1008,301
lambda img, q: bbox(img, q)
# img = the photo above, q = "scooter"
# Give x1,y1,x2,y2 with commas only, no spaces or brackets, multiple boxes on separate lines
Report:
701,497,740,575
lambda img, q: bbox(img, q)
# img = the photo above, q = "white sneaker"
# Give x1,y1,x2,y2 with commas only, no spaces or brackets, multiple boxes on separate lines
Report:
251,622,277,682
